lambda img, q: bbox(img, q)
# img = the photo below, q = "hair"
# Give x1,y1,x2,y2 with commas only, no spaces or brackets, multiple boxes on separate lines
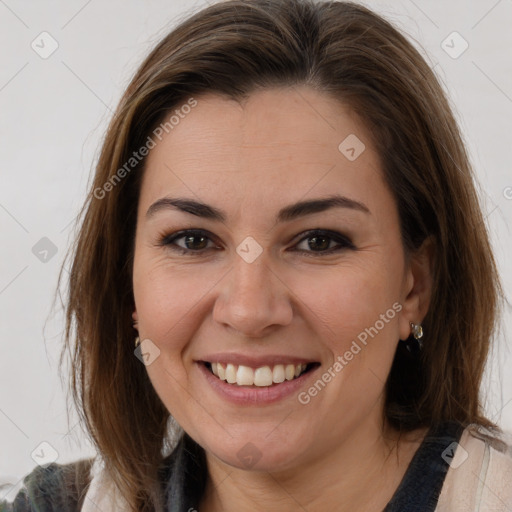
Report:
57,0,503,510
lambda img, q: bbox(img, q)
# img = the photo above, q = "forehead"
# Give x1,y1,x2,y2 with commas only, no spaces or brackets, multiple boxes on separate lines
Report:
139,87,386,215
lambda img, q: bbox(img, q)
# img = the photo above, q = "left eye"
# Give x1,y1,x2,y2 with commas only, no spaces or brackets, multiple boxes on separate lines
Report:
294,230,354,253
158,229,354,255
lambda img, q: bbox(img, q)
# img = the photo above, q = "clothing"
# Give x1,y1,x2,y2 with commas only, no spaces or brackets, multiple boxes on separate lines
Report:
1,422,511,511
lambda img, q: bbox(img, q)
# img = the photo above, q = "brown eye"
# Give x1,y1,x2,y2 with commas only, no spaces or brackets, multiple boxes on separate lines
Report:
159,229,218,255
294,230,355,255
182,234,209,250
305,234,331,251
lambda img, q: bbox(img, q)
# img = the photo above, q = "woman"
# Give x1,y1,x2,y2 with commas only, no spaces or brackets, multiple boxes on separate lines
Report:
2,0,511,510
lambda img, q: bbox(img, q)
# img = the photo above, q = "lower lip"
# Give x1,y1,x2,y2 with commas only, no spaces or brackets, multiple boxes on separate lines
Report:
196,362,319,406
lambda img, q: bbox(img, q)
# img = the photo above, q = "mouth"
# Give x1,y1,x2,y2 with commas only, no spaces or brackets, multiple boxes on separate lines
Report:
201,361,320,387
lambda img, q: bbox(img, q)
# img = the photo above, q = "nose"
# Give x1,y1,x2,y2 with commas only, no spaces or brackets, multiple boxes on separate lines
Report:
212,251,293,338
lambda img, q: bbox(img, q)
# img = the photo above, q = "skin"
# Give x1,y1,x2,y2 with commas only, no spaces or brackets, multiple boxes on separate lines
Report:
132,86,434,511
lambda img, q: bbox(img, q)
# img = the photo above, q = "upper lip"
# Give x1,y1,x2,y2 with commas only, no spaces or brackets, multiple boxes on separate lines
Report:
196,353,319,367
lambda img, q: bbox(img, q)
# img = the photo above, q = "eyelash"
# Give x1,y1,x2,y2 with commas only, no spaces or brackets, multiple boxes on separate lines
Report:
157,229,355,256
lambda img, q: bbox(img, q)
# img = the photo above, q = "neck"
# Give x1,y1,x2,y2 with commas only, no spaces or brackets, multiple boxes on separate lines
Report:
199,419,427,512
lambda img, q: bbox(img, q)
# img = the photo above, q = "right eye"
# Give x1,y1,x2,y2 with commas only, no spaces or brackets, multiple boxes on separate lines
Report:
158,229,220,255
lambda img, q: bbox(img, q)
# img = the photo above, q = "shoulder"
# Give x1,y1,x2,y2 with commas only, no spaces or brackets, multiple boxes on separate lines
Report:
0,458,93,512
436,423,512,511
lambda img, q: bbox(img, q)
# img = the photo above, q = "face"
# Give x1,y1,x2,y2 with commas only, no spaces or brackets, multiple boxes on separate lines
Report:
132,87,423,472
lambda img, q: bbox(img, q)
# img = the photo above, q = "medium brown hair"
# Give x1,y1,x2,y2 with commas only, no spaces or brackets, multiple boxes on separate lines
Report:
58,1,503,510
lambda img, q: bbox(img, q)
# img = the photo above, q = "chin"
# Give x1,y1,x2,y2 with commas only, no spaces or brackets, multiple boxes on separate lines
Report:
201,429,310,473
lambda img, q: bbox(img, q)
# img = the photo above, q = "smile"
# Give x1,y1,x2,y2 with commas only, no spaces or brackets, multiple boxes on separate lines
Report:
204,361,316,387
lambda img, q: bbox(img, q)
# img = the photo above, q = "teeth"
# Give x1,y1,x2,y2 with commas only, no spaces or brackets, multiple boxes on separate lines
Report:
210,362,309,387
225,363,237,383
285,364,295,381
254,366,273,386
236,365,254,386
272,364,285,383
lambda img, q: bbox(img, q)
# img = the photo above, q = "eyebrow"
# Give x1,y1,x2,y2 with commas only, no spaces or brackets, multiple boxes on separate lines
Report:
145,194,370,223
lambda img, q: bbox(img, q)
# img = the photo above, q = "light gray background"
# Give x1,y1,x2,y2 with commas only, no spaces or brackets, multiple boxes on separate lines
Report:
1,0,511,495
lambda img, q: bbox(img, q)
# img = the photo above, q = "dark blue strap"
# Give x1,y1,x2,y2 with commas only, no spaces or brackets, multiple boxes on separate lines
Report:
383,421,465,511
162,433,206,512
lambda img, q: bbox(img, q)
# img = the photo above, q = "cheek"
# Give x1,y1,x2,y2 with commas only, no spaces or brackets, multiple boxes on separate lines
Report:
290,261,403,415
295,269,402,411
133,254,214,343
132,258,205,415
292,258,403,350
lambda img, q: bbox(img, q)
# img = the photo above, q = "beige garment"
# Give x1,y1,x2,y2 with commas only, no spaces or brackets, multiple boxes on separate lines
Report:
81,424,512,511
80,457,130,512
436,424,512,511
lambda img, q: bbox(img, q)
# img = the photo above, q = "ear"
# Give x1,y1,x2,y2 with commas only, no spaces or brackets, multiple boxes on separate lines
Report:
398,236,435,341
132,310,139,330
